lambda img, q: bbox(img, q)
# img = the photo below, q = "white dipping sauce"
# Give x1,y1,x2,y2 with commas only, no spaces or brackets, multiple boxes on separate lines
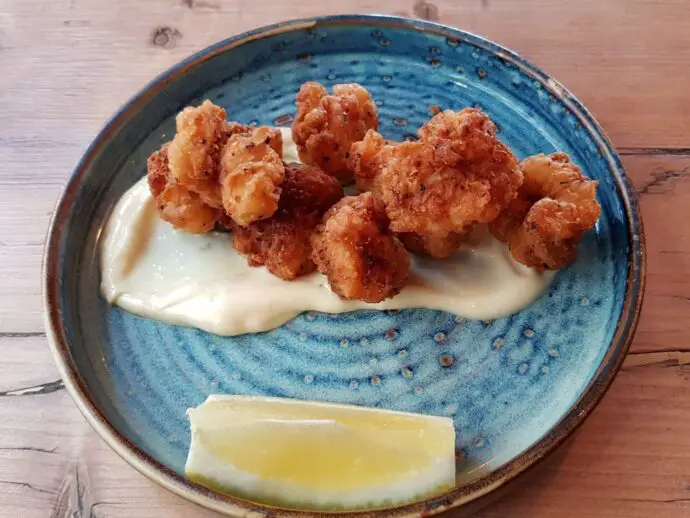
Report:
100,129,554,336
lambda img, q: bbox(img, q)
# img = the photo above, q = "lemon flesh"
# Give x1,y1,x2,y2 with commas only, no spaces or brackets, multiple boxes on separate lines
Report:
185,395,456,511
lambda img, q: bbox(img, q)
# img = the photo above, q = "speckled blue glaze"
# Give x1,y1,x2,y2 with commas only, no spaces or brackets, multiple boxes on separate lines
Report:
49,15,640,512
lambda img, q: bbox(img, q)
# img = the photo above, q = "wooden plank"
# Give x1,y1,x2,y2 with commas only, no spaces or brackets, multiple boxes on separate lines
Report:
0,336,59,392
1,0,690,151
623,155,690,354
0,182,61,333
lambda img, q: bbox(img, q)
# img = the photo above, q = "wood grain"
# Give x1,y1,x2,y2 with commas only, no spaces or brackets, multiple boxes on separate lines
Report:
1,0,689,517
2,0,690,150
623,155,690,355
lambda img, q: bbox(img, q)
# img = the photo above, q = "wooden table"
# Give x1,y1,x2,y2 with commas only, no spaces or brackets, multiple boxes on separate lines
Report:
1,1,689,516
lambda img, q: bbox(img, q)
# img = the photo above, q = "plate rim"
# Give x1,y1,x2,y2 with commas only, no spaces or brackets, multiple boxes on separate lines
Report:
43,13,646,517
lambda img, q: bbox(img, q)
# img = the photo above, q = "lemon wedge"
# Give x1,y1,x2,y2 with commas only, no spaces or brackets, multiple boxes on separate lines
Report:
185,395,456,510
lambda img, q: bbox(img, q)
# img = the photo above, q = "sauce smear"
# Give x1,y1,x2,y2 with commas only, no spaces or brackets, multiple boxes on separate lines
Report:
100,130,554,336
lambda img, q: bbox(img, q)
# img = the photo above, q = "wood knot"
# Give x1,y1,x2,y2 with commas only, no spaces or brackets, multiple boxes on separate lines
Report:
181,0,220,8
413,0,440,21
151,27,182,49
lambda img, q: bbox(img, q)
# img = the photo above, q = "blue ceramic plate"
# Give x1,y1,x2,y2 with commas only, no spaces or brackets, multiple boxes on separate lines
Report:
44,15,645,517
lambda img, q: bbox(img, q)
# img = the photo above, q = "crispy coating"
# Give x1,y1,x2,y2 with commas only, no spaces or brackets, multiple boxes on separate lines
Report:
148,100,286,233
147,144,221,233
147,143,171,198
311,193,410,302
397,231,468,259
349,129,386,193
292,82,378,182
232,162,343,280
224,121,253,139
156,184,222,234
167,100,229,208
361,109,523,237
220,127,285,227
489,152,601,270
224,122,283,156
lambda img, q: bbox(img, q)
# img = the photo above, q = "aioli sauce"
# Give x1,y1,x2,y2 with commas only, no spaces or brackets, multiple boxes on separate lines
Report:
100,130,554,336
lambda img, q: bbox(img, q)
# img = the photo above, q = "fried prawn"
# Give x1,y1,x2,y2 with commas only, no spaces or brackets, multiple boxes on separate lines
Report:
220,126,285,227
311,193,410,302
166,100,229,208
232,162,343,280
147,144,221,233
349,129,386,194
397,231,468,259
489,152,600,270
292,82,378,182
352,109,523,238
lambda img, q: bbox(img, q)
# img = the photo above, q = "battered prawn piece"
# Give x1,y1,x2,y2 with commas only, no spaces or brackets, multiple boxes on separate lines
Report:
220,127,285,227
370,108,523,237
311,193,410,303
397,231,468,259
349,129,386,193
147,144,221,233
167,100,229,208
224,122,283,156
147,143,172,198
232,163,343,280
292,82,378,183
224,121,253,139
349,125,473,258
489,152,600,271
